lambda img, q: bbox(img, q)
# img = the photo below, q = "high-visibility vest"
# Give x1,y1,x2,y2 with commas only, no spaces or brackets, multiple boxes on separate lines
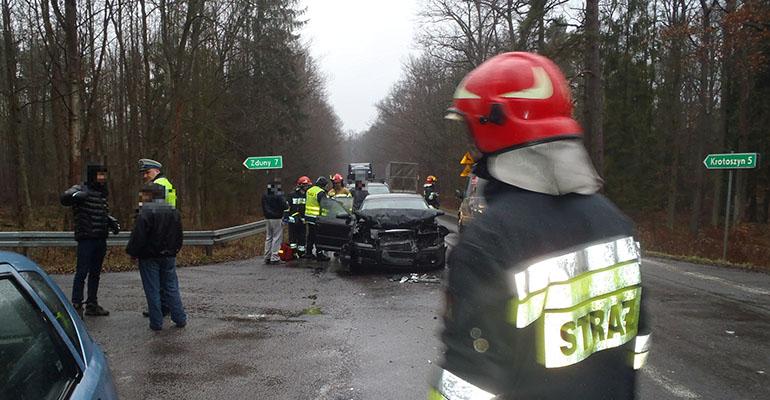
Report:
305,186,323,217
154,176,177,207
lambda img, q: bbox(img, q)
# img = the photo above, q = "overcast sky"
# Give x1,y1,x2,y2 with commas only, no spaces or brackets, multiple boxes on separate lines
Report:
300,0,420,133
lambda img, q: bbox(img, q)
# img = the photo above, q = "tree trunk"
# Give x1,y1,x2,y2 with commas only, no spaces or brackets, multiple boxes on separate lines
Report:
583,0,604,174
689,0,713,235
2,0,32,228
64,0,82,183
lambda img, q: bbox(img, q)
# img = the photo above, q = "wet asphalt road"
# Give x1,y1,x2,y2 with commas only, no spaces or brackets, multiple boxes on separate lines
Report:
50,218,770,400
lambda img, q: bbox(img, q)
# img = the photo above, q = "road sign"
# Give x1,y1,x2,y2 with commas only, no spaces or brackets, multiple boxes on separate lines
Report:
460,165,473,177
243,156,283,170
460,152,475,165
703,153,758,169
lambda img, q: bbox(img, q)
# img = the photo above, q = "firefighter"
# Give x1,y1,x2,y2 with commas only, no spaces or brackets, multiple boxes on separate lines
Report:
327,173,351,198
304,176,330,261
138,159,177,208
423,175,440,208
286,176,311,257
430,52,650,399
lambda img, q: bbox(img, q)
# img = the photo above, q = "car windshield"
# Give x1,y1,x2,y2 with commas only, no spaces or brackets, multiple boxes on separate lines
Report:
361,197,428,211
320,198,350,216
366,184,390,195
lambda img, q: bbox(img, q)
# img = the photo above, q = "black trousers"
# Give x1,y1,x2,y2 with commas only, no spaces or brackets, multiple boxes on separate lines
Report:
288,222,306,251
306,222,318,255
72,238,107,305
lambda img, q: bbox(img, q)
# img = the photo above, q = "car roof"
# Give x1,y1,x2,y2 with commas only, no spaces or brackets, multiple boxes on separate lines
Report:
0,251,43,273
365,193,423,200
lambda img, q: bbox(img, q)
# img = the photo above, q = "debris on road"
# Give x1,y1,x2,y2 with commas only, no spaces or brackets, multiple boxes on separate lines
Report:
390,273,441,284
725,330,736,335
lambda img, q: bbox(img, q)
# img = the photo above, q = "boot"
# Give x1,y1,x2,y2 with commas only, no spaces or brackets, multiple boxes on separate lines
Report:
85,303,110,316
315,253,330,262
73,303,84,318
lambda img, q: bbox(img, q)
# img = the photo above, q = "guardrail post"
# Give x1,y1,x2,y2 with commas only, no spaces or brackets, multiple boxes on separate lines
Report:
205,245,213,257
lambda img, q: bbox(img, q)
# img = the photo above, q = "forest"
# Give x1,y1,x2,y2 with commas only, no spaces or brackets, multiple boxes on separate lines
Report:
2,0,770,265
348,0,770,265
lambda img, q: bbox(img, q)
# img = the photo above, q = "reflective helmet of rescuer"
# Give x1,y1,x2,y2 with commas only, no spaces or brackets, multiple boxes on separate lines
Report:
315,176,329,188
425,175,437,184
446,52,582,153
446,52,601,195
331,173,344,184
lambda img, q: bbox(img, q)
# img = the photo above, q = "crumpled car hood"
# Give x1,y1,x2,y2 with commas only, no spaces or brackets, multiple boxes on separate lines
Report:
355,209,441,229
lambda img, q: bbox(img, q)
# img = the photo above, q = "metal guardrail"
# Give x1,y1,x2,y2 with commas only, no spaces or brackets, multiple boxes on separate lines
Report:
0,220,267,255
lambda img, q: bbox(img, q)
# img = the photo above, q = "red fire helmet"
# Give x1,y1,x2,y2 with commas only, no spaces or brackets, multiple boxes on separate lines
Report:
331,173,344,183
446,52,582,154
296,176,311,185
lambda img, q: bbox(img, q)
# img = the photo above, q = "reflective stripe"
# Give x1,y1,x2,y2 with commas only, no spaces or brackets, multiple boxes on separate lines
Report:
429,367,496,400
305,186,323,217
505,236,643,369
510,261,642,328
536,286,641,368
510,236,639,300
633,334,652,353
629,351,649,370
428,388,447,400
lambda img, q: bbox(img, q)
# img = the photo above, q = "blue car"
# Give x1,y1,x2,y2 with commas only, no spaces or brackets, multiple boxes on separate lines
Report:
0,251,118,399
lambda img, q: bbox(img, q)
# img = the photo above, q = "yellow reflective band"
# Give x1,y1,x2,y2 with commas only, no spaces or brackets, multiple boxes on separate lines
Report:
536,286,641,368
429,367,496,400
428,388,448,400
629,351,649,370
509,261,641,328
511,236,639,300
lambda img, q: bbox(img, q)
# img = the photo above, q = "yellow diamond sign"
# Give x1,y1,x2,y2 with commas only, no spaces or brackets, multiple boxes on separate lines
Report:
460,165,473,177
460,152,475,165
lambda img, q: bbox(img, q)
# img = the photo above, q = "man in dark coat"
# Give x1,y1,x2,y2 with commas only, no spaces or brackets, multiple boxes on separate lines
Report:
61,163,120,316
261,182,289,264
126,183,186,331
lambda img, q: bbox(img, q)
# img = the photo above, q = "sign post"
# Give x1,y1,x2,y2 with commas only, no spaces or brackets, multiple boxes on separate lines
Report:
242,156,283,170
703,152,758,260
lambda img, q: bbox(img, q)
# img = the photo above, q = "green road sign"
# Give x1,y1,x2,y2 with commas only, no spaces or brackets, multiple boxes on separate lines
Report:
703,153,758,170
243,156,283,170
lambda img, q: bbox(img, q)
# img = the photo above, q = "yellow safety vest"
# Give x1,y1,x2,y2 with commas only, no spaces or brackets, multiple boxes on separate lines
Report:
154,177,177,207
305,186,323,217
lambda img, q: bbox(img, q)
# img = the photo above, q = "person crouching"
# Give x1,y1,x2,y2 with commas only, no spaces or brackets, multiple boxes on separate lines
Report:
126,183,187,331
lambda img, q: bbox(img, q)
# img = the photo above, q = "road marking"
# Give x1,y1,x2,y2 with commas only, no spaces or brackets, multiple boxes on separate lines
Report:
643,366,701,399
644,259,770,296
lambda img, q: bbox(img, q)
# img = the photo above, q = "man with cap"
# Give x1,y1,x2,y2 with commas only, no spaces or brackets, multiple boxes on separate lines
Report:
429,52,650,399
138,158,177,208
61,163,121,316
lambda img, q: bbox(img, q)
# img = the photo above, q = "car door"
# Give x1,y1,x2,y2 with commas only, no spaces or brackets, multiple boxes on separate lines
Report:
315,197,354,251
0,264,82,399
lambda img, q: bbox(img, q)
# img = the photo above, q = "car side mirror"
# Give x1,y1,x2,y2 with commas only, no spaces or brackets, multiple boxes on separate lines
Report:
455,189,464,199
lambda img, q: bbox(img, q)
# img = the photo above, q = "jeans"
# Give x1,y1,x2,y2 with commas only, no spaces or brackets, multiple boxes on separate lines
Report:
72,238,107,305
138,257,187,330
264,219,283,261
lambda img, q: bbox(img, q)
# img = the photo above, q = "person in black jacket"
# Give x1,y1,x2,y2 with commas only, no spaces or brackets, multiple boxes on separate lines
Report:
262,182,289,264
430,52,650,399
60,164,120,316
126,183,186,331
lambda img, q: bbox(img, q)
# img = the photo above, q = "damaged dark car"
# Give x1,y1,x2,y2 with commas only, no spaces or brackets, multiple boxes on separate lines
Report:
315,194,449,272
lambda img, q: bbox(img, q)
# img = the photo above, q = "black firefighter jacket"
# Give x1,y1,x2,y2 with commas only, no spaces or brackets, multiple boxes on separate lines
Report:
439,180,650,400
126,201,183,259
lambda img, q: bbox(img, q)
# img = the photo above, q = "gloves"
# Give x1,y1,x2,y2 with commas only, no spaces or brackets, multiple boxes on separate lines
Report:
288,216,296,224
108,216,121,234
72,191,88,201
